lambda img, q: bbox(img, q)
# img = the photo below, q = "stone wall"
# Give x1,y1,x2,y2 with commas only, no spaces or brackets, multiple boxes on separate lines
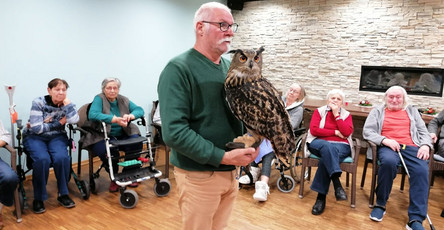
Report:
231,0,444,110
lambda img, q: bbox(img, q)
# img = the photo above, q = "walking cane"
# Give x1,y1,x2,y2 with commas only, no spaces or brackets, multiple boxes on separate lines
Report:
397,144,435,230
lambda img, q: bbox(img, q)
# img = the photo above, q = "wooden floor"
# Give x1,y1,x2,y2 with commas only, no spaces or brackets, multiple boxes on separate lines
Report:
2,148,444,230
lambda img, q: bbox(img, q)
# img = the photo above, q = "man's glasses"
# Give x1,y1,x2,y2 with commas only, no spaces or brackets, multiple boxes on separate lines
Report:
202,21,238,32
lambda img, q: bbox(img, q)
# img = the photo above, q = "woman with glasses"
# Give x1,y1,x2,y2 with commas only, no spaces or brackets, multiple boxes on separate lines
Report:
86,77,144,192
283,83,306,131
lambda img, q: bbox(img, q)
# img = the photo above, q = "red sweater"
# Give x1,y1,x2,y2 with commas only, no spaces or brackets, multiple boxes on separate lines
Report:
309,109,353,144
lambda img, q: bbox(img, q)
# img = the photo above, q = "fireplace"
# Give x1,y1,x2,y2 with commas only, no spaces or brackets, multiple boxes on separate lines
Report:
359,65,444,97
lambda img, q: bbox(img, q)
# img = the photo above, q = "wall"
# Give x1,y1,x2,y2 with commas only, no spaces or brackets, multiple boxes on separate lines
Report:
231,0,444,108
0,0,224,163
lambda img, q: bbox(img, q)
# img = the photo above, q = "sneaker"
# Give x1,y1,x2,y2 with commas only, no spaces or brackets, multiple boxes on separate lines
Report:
239,166,261,184
369,206,386,222
57,195,76,208
109,181,119,193
253,181,270,201
32,200,46,214
406,220,424,230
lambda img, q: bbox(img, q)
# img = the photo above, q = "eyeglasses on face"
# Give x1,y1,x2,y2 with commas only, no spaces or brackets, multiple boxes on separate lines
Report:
105,86,119,91
202,21,238,32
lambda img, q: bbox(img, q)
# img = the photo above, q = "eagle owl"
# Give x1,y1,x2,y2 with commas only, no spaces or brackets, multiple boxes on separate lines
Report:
224,46,296,159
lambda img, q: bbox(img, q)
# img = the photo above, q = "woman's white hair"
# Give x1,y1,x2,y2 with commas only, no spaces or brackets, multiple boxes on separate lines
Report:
101,77,121,92
286,83,306,102
326,89,345,102
384,85,409,109
193,2,231,30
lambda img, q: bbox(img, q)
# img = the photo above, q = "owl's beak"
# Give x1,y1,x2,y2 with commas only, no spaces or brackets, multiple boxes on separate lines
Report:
249,60,253,69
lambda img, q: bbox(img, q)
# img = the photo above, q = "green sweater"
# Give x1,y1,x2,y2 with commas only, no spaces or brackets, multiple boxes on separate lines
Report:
157,48,243,171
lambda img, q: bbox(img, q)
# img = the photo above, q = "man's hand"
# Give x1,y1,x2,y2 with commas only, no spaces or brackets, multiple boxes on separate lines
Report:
382,138,400,152
417,145,430,160
221,147,259,166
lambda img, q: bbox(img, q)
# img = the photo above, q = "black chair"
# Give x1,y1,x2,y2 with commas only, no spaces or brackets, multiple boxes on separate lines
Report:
150,100,170,179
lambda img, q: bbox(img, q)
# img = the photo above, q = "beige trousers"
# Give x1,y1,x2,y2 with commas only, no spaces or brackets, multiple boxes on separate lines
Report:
174,167,238,230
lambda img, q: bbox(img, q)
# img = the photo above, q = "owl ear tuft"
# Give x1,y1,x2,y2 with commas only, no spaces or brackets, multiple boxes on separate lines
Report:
257,46,265,54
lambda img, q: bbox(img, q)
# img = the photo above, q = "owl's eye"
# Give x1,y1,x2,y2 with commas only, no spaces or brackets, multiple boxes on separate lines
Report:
239,55,247,62
254,56,261,63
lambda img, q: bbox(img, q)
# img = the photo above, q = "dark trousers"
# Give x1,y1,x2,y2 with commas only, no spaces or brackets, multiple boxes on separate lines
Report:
23,134,71,201
376,145,429,222
0,157,19,206
308,139,351,195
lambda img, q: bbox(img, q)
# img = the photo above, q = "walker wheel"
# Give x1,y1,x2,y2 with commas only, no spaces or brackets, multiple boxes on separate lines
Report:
119,189,138,209
154,179,171,197
277,175,295,193
91,177,100,194
80,180,90,200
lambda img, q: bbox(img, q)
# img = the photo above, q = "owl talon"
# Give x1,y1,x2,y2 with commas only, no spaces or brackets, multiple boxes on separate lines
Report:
225,142,246,151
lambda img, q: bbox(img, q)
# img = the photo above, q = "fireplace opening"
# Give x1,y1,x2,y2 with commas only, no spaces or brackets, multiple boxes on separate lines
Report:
359,65,444,97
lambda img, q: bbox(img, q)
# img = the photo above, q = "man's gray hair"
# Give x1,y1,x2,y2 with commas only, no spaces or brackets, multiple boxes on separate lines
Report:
384,85,409,109
193,2,231,30
326,89,345,102
101,77,121,91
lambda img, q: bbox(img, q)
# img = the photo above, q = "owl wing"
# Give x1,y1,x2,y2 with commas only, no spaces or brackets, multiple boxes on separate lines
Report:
225,77,295,158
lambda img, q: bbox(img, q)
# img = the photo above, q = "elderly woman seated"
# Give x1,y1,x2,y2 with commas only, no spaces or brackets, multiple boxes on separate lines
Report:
85,77,145,193
305,89,354,215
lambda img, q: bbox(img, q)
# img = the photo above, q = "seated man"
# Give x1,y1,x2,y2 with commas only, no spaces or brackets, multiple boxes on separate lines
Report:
427,109,444,161
0,120,19,228
363,86,432,230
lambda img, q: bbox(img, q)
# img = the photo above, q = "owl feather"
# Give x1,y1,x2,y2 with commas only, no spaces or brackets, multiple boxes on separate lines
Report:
224,46,295,159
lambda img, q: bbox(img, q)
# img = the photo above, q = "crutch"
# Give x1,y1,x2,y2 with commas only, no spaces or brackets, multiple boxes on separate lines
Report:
397,144,435,230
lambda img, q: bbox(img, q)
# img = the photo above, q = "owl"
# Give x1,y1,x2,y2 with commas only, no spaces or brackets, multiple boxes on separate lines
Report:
224,46,295,159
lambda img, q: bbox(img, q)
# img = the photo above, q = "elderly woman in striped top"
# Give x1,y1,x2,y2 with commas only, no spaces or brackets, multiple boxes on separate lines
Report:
23,78,79,214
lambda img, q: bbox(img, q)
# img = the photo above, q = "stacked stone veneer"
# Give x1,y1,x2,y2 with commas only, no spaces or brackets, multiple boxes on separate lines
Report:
231,0,444,110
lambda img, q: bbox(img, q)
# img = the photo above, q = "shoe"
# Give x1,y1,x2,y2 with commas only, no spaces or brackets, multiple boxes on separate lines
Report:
253,181,270,201
239,166,261,184
334,187,347,201
128,182,139,188
311,199,326,215
406,220,424,230
57,195,76,208
32,200,46,214
369,206,386,222
109,181,119,192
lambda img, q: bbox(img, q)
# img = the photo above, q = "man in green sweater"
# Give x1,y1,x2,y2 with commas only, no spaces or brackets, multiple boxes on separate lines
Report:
157,2,258,230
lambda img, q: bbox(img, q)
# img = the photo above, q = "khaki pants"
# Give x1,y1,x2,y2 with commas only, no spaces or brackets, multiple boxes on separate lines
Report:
174,167,238,230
